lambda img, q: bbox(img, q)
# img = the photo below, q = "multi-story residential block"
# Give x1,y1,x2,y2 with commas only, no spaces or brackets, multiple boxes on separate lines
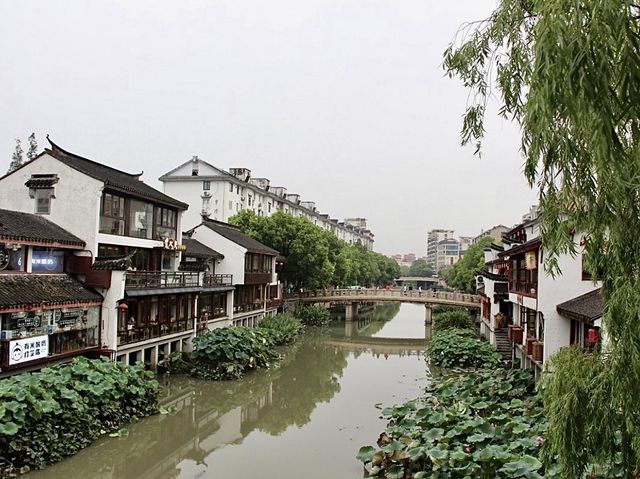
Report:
159,157,375,250
0,139,281,373
472,224,509,245
478,209,602,379
426,229,454,269
435,238,460,271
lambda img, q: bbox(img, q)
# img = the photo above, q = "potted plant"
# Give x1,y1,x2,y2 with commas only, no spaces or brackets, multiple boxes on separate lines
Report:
526,336,536,355
510,325,524,344
533,341,544,362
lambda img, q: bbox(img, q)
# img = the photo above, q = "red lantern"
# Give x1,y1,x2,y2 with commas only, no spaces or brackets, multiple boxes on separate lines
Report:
117,302,129,313
587,327,599,346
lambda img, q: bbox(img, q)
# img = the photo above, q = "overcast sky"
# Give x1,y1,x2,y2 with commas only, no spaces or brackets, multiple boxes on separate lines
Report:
0,0,537,255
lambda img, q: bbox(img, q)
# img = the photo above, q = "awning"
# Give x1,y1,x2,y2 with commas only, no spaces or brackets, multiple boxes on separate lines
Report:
0,273,103,312
557,288,603,323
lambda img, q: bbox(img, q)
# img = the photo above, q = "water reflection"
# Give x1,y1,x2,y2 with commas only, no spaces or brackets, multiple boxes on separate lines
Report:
30,303,430,479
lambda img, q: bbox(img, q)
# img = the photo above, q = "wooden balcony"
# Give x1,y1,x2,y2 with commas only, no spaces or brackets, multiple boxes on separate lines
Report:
125,271,201,290
117,318,194,346
203,274,233,287
509,281,538,297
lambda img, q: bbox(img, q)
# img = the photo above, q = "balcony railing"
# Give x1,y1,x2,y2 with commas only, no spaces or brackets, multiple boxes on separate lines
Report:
203,274,233,287
509,281,538,296
125,271,201,290
234,302,264,314
266,298,282,310
117,318,194,346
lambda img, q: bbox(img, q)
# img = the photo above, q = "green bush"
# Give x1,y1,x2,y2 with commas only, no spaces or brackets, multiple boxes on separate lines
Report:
357,369,546,478
433,309,474,331
258,313,303,345
427,328,501,368
188,326,280,380
294,304,331,326
0,357,158,475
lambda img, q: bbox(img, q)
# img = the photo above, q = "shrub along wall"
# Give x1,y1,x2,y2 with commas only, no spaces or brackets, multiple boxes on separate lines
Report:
170,315,304,381
0,357,158,476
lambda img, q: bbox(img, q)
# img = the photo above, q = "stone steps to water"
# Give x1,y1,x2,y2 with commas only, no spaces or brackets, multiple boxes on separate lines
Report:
494,330,512,360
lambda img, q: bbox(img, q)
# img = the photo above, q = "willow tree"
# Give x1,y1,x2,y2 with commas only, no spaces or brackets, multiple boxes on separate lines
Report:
444,1,640,477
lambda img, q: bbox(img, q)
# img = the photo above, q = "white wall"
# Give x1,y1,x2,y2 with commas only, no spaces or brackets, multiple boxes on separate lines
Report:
0,153,103,252
189,226,247,284
537,234,601,362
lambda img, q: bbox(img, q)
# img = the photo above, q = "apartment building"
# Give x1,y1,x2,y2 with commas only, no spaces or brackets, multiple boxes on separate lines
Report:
159,157,375,250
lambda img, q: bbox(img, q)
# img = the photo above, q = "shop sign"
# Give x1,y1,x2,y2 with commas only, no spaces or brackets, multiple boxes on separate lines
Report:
163,238,187,251
32,251,63,272
8,335,49,366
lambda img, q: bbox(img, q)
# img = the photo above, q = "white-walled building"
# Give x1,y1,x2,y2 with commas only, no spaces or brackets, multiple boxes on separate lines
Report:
0,139,241,368
478,211,602,378
159,157,375,250
185,219,281,328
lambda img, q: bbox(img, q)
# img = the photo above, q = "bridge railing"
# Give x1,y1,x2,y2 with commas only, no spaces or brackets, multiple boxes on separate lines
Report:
290,288,480,304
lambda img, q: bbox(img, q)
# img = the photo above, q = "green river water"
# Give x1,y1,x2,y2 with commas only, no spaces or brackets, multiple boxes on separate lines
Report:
30,302,433,479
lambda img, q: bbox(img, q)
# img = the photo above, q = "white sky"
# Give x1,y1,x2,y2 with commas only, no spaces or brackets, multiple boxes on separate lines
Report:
0,0,537,255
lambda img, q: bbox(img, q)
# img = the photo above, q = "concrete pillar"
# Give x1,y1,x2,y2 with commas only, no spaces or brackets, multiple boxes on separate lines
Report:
345,302,359,321
150,345,158,368
227,290,235,320
424,305,433,325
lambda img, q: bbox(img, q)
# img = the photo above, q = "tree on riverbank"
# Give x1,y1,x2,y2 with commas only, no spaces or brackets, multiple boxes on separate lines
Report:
445,1,640,476
440,236,494,293
230,210,400,289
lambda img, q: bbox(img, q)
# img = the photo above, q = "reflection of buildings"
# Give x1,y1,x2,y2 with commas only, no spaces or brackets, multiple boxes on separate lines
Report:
33,335,349,479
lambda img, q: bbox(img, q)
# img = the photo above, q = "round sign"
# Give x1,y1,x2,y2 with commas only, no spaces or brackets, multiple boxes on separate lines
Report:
10,343,23,363
0,247,9,270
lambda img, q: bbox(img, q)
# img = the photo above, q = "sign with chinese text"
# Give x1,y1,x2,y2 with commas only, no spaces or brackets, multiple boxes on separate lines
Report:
8,335,49,366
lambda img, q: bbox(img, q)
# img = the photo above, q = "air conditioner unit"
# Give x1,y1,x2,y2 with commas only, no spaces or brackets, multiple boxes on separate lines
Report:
240,196,246,202
202,192,211,198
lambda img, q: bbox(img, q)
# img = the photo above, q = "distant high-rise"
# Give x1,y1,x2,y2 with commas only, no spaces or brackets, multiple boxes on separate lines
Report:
426,229,454,270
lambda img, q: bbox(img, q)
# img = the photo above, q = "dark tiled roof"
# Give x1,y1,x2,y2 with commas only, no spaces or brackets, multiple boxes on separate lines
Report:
179,260,208,272
0,208,85,248
480,270,508,281
0,273,102,310
557,288,603,323
183,237,223,259
92,254,133,271
503,237,541,257
45,138,188,210
25,176,59,188
201,219,279,255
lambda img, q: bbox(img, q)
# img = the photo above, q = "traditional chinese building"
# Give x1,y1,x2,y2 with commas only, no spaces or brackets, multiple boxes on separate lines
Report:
0,208,103,376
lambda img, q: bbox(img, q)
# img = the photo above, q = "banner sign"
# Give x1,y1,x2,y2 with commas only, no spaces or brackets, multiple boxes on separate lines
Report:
8,335,49,366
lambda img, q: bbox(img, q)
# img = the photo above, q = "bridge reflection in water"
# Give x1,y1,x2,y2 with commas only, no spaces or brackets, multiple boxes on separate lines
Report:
29,303,431,479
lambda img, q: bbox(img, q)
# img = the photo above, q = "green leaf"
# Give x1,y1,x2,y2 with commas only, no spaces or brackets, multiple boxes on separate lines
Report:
356,445,376,462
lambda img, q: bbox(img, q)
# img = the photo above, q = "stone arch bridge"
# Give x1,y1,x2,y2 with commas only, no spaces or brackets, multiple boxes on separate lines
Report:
290,288,480,321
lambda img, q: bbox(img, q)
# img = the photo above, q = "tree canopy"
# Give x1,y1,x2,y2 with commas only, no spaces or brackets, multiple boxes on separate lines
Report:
441,236,494,293
407,258,434,277
229,210,400,289
445,1,640,476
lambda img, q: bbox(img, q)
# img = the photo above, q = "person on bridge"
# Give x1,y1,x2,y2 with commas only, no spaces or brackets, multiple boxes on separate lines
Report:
418,286,422,297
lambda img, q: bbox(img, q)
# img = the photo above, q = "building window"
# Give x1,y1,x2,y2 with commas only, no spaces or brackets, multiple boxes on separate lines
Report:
228,200,233,210
203,181,210,191
229,183,233,192
128,200,154,239
154,206,177,240
236,186,240,194
34,189,52,214
99,192,126,235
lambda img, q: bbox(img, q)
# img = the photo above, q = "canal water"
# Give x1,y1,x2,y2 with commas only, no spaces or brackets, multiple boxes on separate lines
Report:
30,302,432,479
